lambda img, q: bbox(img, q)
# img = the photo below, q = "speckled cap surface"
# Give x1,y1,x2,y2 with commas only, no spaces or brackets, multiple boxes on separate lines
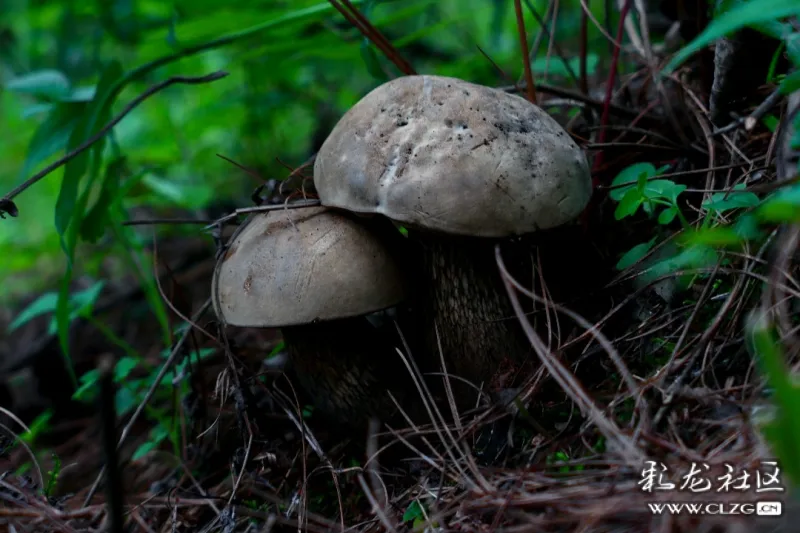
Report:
212,206,407,327
314,75,592,237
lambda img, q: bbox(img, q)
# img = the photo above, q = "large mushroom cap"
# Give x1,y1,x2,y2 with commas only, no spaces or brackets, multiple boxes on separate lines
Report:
212,206,407,328
314,75,592,238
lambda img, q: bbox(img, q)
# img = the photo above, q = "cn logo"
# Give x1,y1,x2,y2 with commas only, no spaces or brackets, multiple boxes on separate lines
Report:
757,502,783,516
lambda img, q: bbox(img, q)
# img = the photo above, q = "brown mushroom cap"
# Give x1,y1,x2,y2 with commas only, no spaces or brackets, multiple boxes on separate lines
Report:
212,206,407,328
313,75,592,238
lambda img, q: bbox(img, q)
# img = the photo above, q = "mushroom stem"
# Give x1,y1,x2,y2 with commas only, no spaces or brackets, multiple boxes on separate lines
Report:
409,230,533,407
280,314,414,429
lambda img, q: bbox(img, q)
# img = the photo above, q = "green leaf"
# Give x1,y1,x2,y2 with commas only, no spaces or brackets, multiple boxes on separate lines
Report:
663,0,800,74
72,369,102,401
8,292,59,331
44,282,106,335
682,227,745,247
5,70,71,100
109,216,172,348
648,244,718,280
609,163,657,201
266,341,286,359
132,440,158,461
637,169,648,194
21,103,54,119
139,172,213,209
19,103,86,180
402,501,425,523
115,357,139,381
81,157,126,242
779,70,800,95
71,281,105,318
766,40,786,84
757,183,800,222
115,386,139,416
614,187,643,219
63,86,97,102
658,206,679,225
132,424,171,461
10,282,105,335
54,61,123,240
762,114,780,132
54,61,123,388
531,54,599,77
733,213,763,240
20,410,53,445
616,238,657,270
747,313,800,486
703,184,761,212
643,180,686,203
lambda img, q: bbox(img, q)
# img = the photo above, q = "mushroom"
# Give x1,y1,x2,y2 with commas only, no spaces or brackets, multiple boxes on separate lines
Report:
212,205,414,428
313,75,592,405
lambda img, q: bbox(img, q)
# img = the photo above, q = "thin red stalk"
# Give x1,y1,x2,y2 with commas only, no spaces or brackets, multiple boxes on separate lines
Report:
580,0,632,230
579,7,589,94
328,2,391,61
593,0,632,181
477,45,519,90
611,100,659,144
340,0,392,48
216,153,264,182
514,0,538,103
330,0,416,75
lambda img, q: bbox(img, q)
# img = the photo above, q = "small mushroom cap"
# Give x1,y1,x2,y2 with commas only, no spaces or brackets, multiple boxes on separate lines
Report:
314,75,592,238
212,206,406,328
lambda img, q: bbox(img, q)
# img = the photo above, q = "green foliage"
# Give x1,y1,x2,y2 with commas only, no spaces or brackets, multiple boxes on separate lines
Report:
9,281,105,334
19,409,53,447
531,53,599,78
609,163,687,225
4,70,93,102
615,237,657,271
780,70,800,95
11,410,63,499
651,0,800,491
702,184,760,213
747,313,800,488
546,450,580,473
402,500,435,531
44,453,62,498
663,0,800,74
71,339,218,461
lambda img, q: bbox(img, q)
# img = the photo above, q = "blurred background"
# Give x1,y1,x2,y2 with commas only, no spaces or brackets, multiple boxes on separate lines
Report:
0,0,617,305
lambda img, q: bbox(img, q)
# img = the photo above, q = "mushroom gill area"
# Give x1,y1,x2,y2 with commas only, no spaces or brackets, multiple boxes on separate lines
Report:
406,229,537,409
281,314,414,428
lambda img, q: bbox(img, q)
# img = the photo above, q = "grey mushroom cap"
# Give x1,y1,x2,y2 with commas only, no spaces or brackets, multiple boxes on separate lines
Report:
314,75,592,238
212,206,407,328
